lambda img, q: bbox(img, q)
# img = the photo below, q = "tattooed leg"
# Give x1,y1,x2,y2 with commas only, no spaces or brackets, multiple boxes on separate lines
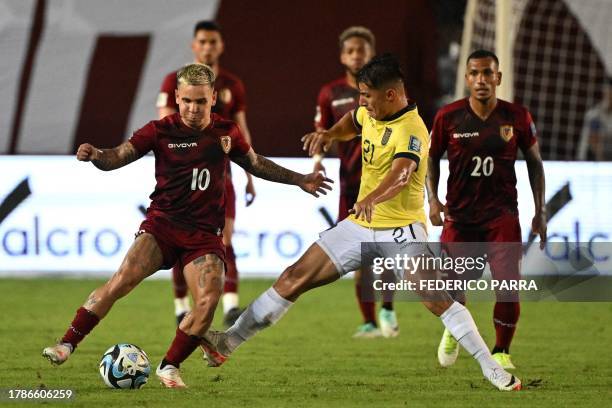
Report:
179,254,225,336
81,233,163,319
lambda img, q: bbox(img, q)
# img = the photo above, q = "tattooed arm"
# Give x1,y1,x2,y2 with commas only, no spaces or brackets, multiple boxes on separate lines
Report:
232,148,333,197
76,141,141,171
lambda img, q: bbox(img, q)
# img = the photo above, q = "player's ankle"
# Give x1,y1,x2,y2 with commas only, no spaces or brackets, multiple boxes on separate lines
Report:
61,342,74,353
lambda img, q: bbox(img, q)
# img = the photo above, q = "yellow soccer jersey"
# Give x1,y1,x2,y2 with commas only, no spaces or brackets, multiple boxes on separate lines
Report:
349,103,429,228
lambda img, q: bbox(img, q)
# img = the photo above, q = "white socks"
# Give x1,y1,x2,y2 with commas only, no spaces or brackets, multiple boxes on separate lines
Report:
174,296,191,316
223,292,239,314
440,302,499,374
226,287,293,352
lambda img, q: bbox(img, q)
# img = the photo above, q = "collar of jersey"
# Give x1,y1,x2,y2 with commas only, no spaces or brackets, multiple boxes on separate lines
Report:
379,102,417,122
177,114,216,134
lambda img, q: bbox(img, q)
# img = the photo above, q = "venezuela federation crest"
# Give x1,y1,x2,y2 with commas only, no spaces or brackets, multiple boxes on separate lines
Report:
500,125,514,142
220,135,232,153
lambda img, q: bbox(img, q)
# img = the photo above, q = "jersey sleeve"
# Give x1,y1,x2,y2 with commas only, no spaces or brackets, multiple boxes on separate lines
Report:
228,123,251,159
314,85,333,130
352,106,366,132
230,79,247,116
157,73,176,108
128,121,156,155
428,110,448,160
392,119,429,170
518,109,538,153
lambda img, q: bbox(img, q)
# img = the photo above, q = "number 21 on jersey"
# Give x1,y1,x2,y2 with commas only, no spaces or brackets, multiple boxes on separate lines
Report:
363,139,375,164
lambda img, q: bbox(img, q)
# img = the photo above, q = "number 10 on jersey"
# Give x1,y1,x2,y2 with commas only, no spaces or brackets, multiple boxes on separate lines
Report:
191,168,211,191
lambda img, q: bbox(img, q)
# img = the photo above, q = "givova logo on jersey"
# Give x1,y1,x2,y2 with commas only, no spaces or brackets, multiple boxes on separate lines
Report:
168,142,198,149
452,132,479,139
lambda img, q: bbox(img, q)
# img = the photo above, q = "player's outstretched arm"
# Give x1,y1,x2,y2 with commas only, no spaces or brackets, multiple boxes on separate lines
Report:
426,157,447,226
351,158,417,223
76,141,140,171
232,148,333,197
302,111,359,157
525,142,547,248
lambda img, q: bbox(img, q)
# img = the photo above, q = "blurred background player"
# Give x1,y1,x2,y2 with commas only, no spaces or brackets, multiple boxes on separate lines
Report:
577,76,612,161
158,21,255,326
313,26,398,339
427,49,546,370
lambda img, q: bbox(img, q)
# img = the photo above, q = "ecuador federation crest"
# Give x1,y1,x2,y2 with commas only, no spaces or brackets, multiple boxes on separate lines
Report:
500,125,514,142
381,127,392,145
220,135,232,154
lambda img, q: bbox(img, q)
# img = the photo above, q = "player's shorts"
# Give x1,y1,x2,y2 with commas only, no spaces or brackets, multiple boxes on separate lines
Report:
316,218,430,279
441,212,522,281
138,215,225,270
224,177,236,220
337,190,359,221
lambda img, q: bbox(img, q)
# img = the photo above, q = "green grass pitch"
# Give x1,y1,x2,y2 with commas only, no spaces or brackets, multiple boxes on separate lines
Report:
1,278,611,407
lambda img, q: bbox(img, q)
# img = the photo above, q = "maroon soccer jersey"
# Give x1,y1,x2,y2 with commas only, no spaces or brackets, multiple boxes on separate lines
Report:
158,68,247,119
315,77,361,198
129,112,250,233
430,98,537,225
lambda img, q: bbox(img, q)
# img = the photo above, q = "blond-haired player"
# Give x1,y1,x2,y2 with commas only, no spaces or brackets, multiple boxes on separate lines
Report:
42,63,332,388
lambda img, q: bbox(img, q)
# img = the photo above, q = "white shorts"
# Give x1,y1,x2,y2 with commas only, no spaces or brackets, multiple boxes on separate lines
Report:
316,218,431,278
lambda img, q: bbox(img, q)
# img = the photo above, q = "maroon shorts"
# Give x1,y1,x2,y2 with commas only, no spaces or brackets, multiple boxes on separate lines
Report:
338,190,359,222
138,216,225,270
441,212,522,281
225,177,236,220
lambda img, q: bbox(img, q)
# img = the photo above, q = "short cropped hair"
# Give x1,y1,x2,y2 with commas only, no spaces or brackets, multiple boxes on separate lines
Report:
193,20,221,36
177,63,216,87
356,53,404,89
339,26,376,51
467,49,499,66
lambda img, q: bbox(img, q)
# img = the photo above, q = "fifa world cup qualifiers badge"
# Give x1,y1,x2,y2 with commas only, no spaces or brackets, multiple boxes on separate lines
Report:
409,135,421,152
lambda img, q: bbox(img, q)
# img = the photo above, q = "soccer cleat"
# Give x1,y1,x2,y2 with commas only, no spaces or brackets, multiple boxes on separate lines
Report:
223,307,245,328
492,352,516,370
156,362,187,388
352,322,382,339
200,330,231,367
437,328,460,367
378,308,399,338
485,367,522,391
42,343,72,366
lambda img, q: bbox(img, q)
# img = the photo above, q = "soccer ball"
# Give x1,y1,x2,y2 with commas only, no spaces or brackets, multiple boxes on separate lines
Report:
99,343,151,389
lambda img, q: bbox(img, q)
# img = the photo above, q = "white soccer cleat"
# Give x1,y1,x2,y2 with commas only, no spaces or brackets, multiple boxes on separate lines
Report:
437,328,460,367
42,343,72,366
156,362,187,388
378,309,399,338
200,330,231,367
485,367,522,391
